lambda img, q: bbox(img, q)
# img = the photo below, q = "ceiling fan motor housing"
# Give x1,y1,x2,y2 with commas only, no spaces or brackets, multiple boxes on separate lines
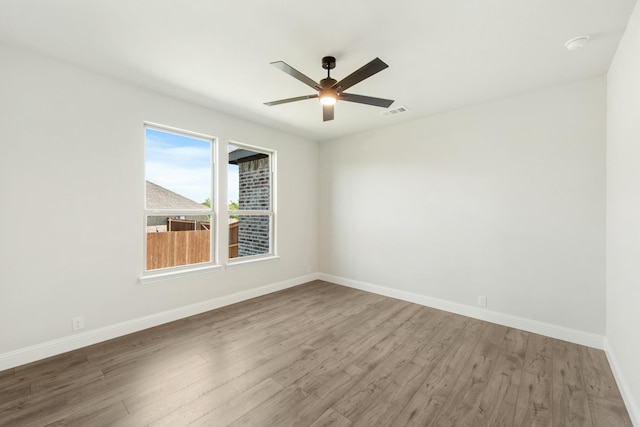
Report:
320,78,337,89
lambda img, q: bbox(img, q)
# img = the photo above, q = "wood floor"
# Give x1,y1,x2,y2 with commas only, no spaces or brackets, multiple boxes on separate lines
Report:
0,281,632,426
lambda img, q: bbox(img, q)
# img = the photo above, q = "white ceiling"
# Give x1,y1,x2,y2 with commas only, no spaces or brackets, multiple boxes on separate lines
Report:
0,1,636,142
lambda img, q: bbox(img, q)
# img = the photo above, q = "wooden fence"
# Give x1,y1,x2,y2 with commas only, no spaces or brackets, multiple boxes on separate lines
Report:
229,221,239,259
146,230,210,270
147,222,240,270
167,218,210,231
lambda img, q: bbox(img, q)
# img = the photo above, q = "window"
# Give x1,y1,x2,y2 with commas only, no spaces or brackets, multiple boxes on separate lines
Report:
228,142,275,260
144,125,215,273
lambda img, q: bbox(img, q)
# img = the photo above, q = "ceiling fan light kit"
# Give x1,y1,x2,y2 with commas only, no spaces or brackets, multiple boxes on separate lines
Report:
265,55,394,122
319,91,337,105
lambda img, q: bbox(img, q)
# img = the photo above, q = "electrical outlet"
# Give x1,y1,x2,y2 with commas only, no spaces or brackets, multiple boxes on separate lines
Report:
478,296,487,307
72,316,84,331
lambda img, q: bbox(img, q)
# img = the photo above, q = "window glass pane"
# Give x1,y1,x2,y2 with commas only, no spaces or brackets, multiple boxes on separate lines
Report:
227,142,274,261
144,126,214,273
234,215,271,258
146,128,212,209
228,144,270,211
146,215,211,270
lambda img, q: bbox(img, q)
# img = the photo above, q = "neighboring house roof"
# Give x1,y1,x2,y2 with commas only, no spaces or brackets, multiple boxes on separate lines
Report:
146,181,205,210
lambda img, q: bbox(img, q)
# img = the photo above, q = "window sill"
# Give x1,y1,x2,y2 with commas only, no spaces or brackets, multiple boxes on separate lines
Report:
138,264,222,285
225,255,280,269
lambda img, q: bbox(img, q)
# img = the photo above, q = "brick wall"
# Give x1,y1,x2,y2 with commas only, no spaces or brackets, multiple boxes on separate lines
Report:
238,157,270,256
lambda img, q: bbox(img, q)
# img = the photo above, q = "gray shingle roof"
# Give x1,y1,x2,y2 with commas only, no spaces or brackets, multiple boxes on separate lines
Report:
145,181,205,210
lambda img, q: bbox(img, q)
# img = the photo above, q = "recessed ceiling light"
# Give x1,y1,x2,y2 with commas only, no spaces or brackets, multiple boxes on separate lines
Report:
564,35,590,51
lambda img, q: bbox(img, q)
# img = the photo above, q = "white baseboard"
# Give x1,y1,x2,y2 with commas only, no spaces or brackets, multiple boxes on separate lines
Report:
318,273,605,350
0,273,320,371
1,272,606,372
604,338,640,426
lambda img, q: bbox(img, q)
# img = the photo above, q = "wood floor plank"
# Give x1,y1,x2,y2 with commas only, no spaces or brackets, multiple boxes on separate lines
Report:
430,328,502,427
309,408,352,427
109,356,272,426
469,327,529,427
205,377,285,425
121,345,308,426
265,369,362,427
228,373,322,427
350,311,462,426
580,345,624,402
263,322,403,427
412,312,466,368
418,318,482,400
513,334,554,427
87,325,215,374
260,291,390,359
0,378,30,407
333,307,448,421
471,351,522,427
0,369,14,382
284,300,417,386
7,353,205,427
351,361,424,427
348,304,429,373
206,291,326,341
587,394,633,427
0,374,108,426
390,389,444,427
28,400,128,427
390,318,482,426
118,334,287,418
552,339,593,427
0,280,632,427
13,351,89,380
154,377,282,427
503,327,530,359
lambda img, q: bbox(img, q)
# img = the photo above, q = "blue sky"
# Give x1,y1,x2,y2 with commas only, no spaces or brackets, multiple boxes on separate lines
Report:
145,128,239,204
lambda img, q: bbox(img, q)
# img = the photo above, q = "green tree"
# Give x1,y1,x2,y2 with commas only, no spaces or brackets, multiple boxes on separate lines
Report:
202,198,212,221
229,200,239,219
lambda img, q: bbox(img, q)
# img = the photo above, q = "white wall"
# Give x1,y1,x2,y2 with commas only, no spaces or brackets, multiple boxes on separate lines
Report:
0,45,318,363
606,1,640,422
320,78,606,337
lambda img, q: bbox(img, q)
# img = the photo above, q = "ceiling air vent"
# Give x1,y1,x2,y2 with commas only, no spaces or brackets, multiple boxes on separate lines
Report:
381,106,408,117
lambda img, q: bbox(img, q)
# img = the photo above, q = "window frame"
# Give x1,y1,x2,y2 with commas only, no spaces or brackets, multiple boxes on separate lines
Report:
141,123,219,282
227,140,277,264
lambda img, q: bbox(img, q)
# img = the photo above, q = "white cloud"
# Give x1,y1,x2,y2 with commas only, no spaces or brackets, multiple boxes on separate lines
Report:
146,131,211,203
145,129,241,206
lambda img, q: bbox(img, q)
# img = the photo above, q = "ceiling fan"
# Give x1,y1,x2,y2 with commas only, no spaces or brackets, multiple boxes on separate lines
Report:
264,56,394,122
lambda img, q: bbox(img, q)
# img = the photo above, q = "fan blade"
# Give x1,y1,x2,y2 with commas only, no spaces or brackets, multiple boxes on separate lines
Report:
264,94,318,106
271,61,321,90
332,57,389,92
323,104,334,122
339,93,394,108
